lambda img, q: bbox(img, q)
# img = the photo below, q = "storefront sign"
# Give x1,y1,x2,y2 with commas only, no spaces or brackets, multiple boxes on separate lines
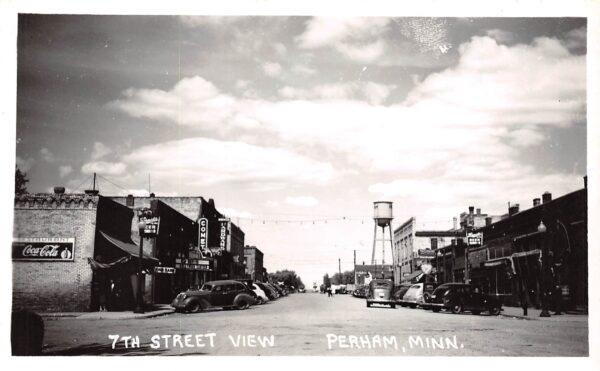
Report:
138,208,159,237
198,218,208,251
12,237,75,261
418,249,436,258
218,218,230,251
154,266,176,274
467,232,483,246
175,258,212,271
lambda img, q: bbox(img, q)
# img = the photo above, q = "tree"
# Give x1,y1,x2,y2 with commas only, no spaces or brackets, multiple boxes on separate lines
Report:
268,269,304,288
15,166,29,195
331,270,355,285
322,273,331,288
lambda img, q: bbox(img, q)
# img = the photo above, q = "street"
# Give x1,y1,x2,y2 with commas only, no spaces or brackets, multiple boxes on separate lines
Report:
41,292,588,356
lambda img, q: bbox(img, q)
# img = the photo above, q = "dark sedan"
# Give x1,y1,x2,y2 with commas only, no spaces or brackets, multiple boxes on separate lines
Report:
171,280,257,313
426,283,502,315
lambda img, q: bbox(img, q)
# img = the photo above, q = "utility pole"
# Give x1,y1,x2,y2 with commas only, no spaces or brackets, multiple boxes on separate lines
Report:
338,258,342,283
93,172,96,191
354,250,357,285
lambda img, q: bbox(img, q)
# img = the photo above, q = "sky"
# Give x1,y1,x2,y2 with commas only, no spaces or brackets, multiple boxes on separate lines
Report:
13,15,587,288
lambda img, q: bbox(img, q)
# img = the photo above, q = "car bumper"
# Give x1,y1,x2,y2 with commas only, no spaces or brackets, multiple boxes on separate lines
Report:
367,299,395,304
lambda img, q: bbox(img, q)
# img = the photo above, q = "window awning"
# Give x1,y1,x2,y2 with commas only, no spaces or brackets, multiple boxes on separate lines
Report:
484,258,509,268
99,231,158,262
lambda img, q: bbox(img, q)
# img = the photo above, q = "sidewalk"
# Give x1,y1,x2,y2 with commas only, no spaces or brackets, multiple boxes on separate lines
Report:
40,305,175,320
500,306,588,322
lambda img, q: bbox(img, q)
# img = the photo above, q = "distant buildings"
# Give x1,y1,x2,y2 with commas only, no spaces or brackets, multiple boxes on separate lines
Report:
244,246,264,282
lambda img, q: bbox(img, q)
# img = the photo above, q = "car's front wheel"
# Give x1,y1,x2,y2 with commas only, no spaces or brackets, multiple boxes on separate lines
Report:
489,306,501,315
451,303,463,314
237,301,250,310
188,301,202,313
432,307,441,313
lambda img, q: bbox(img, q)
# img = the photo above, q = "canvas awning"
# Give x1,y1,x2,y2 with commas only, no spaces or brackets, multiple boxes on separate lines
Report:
401,271,423,283
99,231,158,262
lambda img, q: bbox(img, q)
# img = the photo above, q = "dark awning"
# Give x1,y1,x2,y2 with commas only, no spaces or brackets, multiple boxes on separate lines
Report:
99,231,158,262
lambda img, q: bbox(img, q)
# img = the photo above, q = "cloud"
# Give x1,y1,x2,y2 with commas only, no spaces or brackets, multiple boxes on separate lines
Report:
486,29,514,43
81,161,127,176
59,165,73,178
179,16,243,28
109,34,585,193
122,137,337,190
91,142,112,160
291,64,316,75
296,17,390,63
262,62,282,77
285,196,319,207
564,26,586,50
16,156,35,172
40,148,56,163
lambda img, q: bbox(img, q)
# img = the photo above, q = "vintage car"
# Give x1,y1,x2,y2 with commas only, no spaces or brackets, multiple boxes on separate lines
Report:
255,282,278,300
366,279,395,308
393,284,412,305
401,283,425,308
171,280,257,313
426,283,502,315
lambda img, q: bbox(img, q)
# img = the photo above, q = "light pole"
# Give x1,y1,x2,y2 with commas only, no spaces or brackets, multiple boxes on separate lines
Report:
538,221,551,317
134,220,146,314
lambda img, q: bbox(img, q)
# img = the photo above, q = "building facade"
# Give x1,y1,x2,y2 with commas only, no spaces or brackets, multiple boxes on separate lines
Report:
393,217,450,285
244,246,264,282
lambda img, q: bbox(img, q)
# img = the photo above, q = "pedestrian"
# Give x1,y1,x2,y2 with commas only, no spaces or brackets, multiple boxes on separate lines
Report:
327,287,332,297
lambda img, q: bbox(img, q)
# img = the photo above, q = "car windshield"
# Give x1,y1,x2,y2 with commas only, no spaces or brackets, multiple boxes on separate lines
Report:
199,284,212,291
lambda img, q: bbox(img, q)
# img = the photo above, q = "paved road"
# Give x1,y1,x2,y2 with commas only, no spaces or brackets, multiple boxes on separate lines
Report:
41,292,588,356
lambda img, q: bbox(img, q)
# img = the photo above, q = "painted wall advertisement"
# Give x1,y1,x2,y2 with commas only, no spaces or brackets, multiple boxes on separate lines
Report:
12,237,75,261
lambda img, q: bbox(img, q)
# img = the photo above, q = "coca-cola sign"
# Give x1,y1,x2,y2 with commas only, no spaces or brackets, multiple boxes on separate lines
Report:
12,237,75,261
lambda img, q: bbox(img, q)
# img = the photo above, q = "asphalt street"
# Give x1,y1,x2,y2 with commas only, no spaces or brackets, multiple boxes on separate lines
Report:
41,292,588,356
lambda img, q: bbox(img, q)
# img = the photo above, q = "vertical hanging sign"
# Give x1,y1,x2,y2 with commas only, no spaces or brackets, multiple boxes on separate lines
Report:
218,218,230,252
198,218,208,252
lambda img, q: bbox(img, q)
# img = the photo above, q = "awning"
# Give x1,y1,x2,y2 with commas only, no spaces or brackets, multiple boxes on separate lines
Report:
511,249,541,259
99,231,158,262
401,271,423,283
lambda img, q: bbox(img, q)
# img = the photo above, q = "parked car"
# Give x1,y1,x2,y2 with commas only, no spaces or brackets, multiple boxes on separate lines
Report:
255,282,278,300
426,283,503,315
402,283,425,308
366,279,395,308
265,283,281,298
171,280,257,313
393,284,412,305
298,287,306,293
251,283,269,304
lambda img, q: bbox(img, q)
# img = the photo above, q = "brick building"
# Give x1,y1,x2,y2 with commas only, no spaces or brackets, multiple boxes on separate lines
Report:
244,245,264,282
393,217,451,285
12,190,150,312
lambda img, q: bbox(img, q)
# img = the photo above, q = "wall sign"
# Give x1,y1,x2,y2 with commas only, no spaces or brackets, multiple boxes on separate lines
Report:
12,237,75,261
154,266,176,274
175,258,212,271
138,208,160,237
467,232,483,246
418,249,436,258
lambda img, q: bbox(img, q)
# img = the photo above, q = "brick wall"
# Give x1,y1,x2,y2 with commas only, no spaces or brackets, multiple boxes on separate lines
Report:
12,195,99,312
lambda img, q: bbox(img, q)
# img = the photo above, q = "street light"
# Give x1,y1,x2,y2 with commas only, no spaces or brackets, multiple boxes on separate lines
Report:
134,220,146,314
538,220,550,317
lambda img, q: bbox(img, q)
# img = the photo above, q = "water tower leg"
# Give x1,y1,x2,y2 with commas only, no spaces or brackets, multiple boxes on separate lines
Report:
382,226,385,265
371,223,377,265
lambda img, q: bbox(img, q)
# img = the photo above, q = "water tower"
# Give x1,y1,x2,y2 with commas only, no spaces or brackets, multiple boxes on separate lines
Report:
371,201,395,266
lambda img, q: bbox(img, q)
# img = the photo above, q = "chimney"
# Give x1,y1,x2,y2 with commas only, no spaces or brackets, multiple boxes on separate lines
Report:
508,203,520,216
53,187,65,194
584,175,587,188
485,217,492,226
149,192,155,198
468,206,474,215
476,208,481,215
533,198,541,207
209,198,215,208
453,217,457,230
84,189,99,196
542,192,552,204
126,194,134,207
